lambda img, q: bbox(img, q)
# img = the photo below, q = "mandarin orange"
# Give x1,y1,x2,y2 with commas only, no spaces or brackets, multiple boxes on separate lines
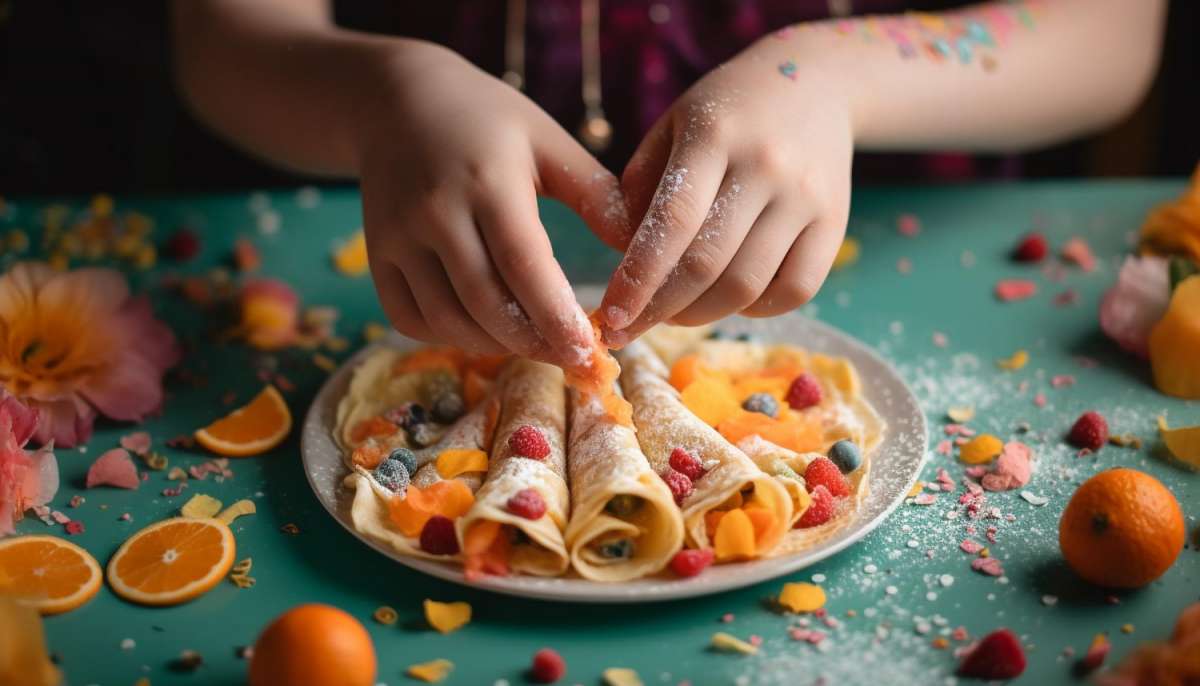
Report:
249,603,376,686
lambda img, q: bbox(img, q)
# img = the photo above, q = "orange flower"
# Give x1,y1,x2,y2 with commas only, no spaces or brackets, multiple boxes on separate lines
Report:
238,279,300,350
0,262,180,447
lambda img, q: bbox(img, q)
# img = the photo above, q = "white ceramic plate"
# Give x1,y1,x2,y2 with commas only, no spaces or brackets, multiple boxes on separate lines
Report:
301,288,927,602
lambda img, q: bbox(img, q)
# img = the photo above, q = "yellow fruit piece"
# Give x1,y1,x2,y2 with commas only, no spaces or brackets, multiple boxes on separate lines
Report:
423,599,472,634
710,632,758,655
0,597,61,685
435,449,489,479
1139,164,1200,263
217,499,258,525
777,582,826,613
1158,416,1200,468
946,406,975,423
107,517,236,607
713,508,756,562
0,536,102,615
831,237,860,270
996,350,1029,371
194,385,292,457
407,659,454,683
809,354,861,396
181,494,223,519
907,481,925,497
332,231,369,276
959,434,1004,464
681,377,741,427
732,376,788,402
603,667,644,686
1148,276,1200,399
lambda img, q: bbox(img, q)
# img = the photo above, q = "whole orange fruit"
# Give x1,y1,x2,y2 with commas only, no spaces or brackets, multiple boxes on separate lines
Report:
1059,468,1185,588
249,603,376,686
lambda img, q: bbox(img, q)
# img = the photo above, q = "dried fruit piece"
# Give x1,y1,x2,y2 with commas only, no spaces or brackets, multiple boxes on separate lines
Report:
602,667,644,686
407,659,453,683
995,349,1029,371
86,448,140,490
388,480,475,537
1061,237,1097,271
713,508,756,562
1158,416,1200,468
435,449,489,479
1148,276,1200,399
717,410,821,453
959,434,1004,464
681,377,741,427
1077,633,1110,674
957,628,1026,679
777,582,826,613
994,279,1038,302
710,632,758,655
332,231,368,276
423,599,471,634
372,606,397,626
946,406,975,423
181,494,223,519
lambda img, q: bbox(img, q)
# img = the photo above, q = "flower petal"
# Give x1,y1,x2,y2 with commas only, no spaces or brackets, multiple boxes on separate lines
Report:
35,266,130,319
112,296,181,371
31,397,95,449
0,393,40,447
0,262,55,321
79,352,163,422
22,446,59,508
1099,256,1171,358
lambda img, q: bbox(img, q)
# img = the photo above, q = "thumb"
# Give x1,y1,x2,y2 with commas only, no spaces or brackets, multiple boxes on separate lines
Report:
534,127,633,251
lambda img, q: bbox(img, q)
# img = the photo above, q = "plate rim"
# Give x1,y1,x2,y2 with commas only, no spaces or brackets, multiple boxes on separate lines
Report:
300,294,927,603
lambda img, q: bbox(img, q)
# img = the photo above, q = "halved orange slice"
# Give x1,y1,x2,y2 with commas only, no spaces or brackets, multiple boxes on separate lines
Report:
0,536,102,615
107,517,236,606
195,385,292,457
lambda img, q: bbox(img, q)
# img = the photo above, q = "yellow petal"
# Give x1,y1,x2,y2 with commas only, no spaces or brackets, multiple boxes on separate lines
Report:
713,509,756,562
1158,416,1200,468
423,599,471,634
996,350,1028,371
216,499,257,524
180,494,222,519
435,449,489,479
777,582,826,613
710,632,758,655
959,434,1003,464
406,659,454,683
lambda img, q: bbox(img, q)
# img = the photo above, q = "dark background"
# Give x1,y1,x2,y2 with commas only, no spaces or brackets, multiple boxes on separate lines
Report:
0,1,1196,196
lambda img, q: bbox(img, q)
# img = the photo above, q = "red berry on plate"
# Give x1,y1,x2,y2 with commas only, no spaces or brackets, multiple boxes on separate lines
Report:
669,447,705,481
957,628,1027,679
786,373,823,410
803,457,850,498
506,488,547,520
670,549,715,578
1067,410,1108,451
660,469,694,505
796,485,835,528
1012,232,1048,263
508,424,550,459
418,515,459,555
529,648,566,683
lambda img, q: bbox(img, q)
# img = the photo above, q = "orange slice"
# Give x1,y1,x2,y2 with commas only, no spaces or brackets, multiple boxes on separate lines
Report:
195,385,292,457
107,517,236,606
0,536,102,615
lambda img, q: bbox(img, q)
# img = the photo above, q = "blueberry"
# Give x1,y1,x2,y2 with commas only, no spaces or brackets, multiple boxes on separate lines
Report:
706,329,729,340
828,439,862,473
374,459,410,493
387,447,418,475
742,392,779,418
604,494,643,517
735,332,757,342
598,538,635,559
432,392,465,424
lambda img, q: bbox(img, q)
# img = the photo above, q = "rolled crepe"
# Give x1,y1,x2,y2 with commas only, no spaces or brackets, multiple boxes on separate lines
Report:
616,341,793,560
735,435,817,528
457,359,570,577
563,388,684,581
346,391,498,561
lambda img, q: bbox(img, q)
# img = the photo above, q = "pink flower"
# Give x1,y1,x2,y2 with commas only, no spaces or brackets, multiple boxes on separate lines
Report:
1099,256,1170,358
238,279,300,350
0,262,180,447
0,394,58,535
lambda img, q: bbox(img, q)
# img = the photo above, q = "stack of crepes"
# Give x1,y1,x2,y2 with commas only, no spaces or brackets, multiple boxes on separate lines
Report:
338,322,884,581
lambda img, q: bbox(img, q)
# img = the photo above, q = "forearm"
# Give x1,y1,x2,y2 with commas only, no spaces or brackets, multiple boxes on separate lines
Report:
172,0,422,176
771,0,1165,153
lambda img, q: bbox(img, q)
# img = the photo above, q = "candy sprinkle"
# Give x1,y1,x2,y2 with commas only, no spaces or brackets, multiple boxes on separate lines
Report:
996,350,1029,371
710,632,758,655
407,658,454,683
602,667,644,686
424,599,472,634
777,582,826,613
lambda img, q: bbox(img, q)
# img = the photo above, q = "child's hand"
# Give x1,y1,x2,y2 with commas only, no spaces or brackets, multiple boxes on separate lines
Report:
359,43,630,365
599,37,853,344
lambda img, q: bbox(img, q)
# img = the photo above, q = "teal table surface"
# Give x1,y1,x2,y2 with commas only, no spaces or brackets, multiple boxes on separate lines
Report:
4,180,1198,686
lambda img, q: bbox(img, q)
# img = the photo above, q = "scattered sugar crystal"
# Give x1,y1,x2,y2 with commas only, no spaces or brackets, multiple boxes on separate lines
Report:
1041,595,1058,607
863,563,878,574
926,591,938,601
939,574,954,587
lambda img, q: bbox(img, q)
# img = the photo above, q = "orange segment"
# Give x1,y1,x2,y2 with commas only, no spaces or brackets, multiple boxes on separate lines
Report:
388,480,476,537
106,517,236,606
0,536,102,615
194,385,292,457
392,348,465,378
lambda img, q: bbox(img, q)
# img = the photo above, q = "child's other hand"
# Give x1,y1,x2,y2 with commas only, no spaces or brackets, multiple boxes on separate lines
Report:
599,38,853,344
359,43,630,366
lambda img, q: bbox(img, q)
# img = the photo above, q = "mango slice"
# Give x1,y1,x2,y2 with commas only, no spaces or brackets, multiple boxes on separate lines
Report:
423,599,472,634
713,508,756,562
435,449,489,479
388,480,475,537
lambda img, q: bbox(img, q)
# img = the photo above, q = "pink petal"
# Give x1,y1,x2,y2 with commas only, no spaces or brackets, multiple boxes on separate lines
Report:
113,296,182,371
30,397,95,449
982,442,1033,492
21,446,59,508
35,266,130,318
995,279,1038,302
0,393,39,447
960,539,984,554
86,448,140,490
971,556,1005,576
120,431,152,456
1061,237,1097,271
0,262,56,317
79,352,164,422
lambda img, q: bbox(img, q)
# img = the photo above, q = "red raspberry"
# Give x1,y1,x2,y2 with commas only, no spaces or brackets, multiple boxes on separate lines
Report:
957,628,1027,679
506,488,547,520
796,485,835,528
1067,411,1108,451
1012,232,1048,263
163,228,201,261
529,648,566,683
508,425,551,459
786,373,823,410
669,549,715,577
803,457,850,498
660,469,694,505
418,515,459,555
669,447,705,481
